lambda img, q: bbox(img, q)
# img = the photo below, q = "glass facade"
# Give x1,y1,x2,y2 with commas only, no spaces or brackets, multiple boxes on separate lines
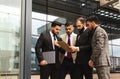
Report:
0,0,21,79
31,12,67,71
31,0,120,73
0,0,31,79
0,0,120,79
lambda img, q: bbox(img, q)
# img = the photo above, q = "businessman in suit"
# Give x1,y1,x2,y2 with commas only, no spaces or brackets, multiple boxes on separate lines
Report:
35,21,64,79
60,22,77,79
70,17,93,79
86,15,111,79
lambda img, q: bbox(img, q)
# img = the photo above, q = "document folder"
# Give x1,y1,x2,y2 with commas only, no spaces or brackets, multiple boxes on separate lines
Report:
58,41,71,52
42,51,55,64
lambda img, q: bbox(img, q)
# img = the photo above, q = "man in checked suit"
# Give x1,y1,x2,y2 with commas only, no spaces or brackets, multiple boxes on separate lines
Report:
70,17,93,79
86,15,111,79
60,22,77,79
35,21,64,79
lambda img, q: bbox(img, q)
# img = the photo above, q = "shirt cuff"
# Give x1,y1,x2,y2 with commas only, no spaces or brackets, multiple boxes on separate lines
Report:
76,47,80,52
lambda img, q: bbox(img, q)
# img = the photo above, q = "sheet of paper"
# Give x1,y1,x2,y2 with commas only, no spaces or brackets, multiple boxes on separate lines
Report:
42,51,55,64
58,41,71,52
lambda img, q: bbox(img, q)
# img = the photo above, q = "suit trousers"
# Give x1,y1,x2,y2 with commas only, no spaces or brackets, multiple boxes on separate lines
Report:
60,57,74,79
96,66,110,79
40,64,60,79
73,64,93,79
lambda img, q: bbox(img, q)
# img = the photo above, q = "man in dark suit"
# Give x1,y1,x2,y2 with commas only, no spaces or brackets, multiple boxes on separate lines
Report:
35,21,63,79
70,17,93,79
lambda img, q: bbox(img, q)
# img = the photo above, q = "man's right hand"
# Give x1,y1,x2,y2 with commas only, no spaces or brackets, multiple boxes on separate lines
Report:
40,60,48,66
88,60,94,68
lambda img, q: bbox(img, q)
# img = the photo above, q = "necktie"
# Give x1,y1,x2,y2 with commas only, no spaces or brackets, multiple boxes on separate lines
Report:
53,34,59,63
53,34,56,40
67,35,72,58
53,34,56,50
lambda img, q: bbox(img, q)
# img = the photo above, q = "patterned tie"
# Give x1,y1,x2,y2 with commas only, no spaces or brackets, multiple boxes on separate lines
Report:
67,35,72,58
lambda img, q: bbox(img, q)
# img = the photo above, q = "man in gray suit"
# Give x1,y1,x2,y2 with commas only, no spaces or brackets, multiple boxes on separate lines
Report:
60,22,77,79
86,15,111,79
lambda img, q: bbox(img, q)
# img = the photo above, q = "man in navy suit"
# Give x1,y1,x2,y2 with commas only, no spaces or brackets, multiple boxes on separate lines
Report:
35,21,64,79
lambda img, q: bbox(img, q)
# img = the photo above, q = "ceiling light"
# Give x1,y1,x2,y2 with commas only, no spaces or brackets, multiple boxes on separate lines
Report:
107,26,111,29
97,9,101,11
100,13,105,15
81,3,86,6
100,10,105,13
105,11,109,14
117,18,120,20
117,15,120,18
113,17,117,19
109,13,113,15
109,15,113,18
105,14,109,17
62,0,67,1
113,14,117,17
97,12,101,14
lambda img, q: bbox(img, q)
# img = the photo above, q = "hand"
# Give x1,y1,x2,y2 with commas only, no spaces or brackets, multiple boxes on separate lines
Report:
54,41,61,47
88,60,94,68
69,46,79,52
40,60,48,66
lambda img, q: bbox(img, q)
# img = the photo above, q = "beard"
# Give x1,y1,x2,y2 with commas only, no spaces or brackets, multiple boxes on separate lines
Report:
78,27,84,34
52,30,58,36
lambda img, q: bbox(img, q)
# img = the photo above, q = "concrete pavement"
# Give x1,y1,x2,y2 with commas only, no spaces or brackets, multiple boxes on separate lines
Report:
0,73,119,79
31,73,120,79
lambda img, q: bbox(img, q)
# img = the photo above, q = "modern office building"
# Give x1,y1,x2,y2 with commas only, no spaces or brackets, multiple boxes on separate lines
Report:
0,0,120,79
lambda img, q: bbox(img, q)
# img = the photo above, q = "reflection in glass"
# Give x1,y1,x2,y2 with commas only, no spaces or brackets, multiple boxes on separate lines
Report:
32,12,59,22
109,38,120,45
32,20,48,35
31,11,120,73
0,0,21,79
31,12,67,71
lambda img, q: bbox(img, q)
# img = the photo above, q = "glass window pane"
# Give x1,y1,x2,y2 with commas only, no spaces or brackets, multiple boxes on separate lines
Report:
109,34,120,45
110,45,120,71
32,12,47,21
0,0,21,79
112,38,120,45
111,46,120,57
31,12,67,72
32,12,59,22
32,19,48,35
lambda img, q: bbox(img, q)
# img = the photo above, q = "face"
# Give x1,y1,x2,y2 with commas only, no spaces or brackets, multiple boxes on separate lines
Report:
76,20,84,31
86,21,93,31
65,25,74,35
51,25,61,35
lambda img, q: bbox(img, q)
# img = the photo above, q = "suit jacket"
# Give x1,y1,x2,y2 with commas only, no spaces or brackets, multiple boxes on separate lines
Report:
35,30,63,64
91,26,111,67
75,28,92,64
60,33,77,63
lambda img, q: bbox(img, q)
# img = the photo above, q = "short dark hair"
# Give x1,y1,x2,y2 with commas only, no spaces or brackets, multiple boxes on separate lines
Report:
51,21,62,27
86,15,99,24
76,17,86,24
65,22,73,27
